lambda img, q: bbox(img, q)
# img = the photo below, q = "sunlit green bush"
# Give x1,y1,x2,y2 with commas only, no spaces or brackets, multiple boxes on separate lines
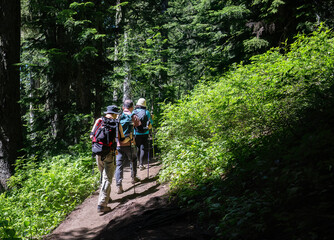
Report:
0,145,99,239
157,26,334,239
158,26,333,187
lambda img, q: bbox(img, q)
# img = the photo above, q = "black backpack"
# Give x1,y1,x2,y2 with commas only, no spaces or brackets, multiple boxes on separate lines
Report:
92,117,118,156
134,109,149,133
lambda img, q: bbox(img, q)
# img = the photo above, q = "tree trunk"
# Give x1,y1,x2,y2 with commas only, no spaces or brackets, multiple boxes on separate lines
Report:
123,30,131,101
76,65,91,114
0,0,23,190
29,70,39,140
113,1,120,103
94,77,103,119
115,0,131,102
45,24,72,141
160,0,168,83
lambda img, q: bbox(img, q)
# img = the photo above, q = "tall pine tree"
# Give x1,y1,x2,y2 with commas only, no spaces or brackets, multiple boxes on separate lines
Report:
0,0,23,190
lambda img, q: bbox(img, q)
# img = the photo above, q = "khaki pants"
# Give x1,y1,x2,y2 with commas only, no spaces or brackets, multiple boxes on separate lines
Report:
96,151,116,207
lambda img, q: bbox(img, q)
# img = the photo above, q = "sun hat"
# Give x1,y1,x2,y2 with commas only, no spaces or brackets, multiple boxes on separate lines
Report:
104,105,121,114
136,98,146,107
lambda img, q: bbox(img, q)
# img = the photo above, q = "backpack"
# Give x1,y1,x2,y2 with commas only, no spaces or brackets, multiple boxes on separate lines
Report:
119,112,133,137
92,117,118,156
133,109,149,133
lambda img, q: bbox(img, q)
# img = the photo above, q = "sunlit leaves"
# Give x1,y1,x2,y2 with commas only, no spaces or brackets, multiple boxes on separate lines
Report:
243,37,269,52
0,151,99,239
157,27,334,237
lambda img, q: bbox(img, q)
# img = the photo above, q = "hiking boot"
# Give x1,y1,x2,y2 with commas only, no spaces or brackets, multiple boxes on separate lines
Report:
139,165,146,171
131,176,140,184
97,205,111,213
116,185,123,194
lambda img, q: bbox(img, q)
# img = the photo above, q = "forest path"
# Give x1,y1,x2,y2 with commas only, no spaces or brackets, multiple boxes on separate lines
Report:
46,159,211,240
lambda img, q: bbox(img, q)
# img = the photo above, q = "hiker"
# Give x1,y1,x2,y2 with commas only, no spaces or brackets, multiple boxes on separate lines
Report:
115,99,141,194
133,98,153,171
90,105,125,213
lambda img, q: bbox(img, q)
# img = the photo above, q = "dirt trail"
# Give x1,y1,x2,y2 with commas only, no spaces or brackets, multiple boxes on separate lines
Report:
46,159,212,240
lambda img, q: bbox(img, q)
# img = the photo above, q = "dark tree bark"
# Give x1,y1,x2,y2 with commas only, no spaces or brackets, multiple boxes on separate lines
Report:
44,24,72,143
159,0,168,95
94,77,103,119
0,0,23,190
76,66,92,114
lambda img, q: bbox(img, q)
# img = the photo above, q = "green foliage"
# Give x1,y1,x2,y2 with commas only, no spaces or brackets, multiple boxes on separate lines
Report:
164,0,334,94
10,0,334,238
18,0,334,155
243,37,269,52
20,0,117,155
0,145,99,239
157,27,334,239
21,111,93,156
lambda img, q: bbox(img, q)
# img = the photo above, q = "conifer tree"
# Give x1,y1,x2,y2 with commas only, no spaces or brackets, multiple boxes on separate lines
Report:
0,0,23,190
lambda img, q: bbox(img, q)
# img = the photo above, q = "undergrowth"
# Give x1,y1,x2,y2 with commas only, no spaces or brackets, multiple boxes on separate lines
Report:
157,26,334,239
0,142,99,239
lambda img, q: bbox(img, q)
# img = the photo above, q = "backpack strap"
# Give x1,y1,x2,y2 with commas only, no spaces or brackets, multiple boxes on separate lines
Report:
106,120,110,145
100,117,112,145
92,118,103,142
107,117,119,150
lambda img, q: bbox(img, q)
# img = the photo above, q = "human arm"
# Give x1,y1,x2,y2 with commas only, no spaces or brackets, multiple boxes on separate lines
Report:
146,110,153,130
132,113,141,128
118,122,125,142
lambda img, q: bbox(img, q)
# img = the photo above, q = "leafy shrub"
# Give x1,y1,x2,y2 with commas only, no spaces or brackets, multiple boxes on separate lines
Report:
157,26,334,239
0,144,99,239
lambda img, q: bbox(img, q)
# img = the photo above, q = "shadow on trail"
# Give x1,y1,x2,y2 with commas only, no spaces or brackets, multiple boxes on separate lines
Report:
112,181,160,204
94,196,213,240
46,226,105,240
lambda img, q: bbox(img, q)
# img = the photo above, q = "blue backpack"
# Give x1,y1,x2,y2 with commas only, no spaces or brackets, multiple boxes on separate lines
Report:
119,112,133,137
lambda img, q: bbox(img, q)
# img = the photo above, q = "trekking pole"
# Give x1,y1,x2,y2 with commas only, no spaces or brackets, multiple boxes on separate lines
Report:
130,133,136,195
92,154,95,176
148,112,154,178
152,125,155,159
147,133,150,179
